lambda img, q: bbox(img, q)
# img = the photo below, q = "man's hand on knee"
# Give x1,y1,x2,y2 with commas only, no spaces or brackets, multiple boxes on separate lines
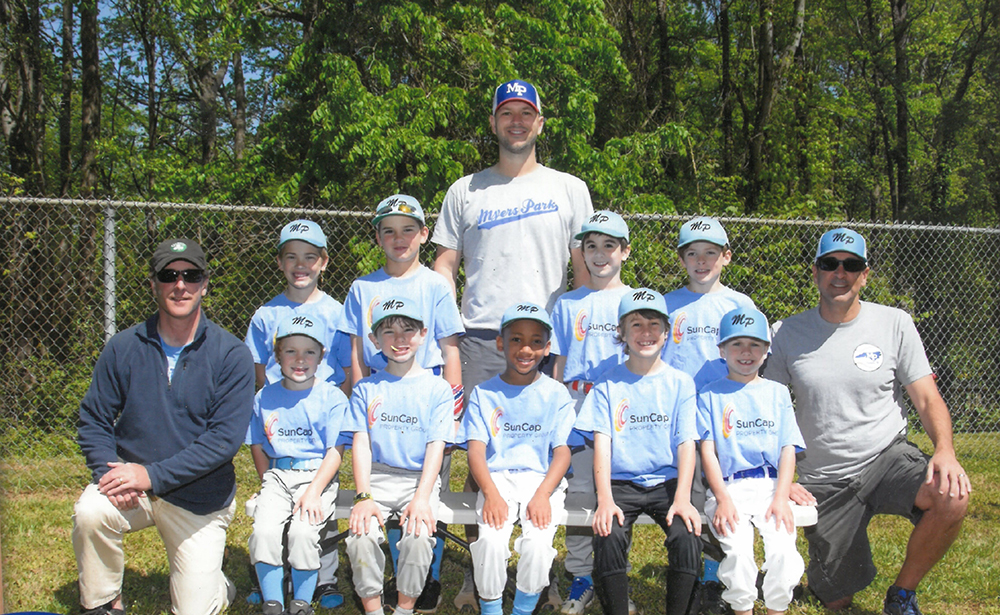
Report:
925,449,972,500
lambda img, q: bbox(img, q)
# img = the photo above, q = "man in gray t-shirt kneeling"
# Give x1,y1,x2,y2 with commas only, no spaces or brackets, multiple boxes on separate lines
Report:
766,228,970,615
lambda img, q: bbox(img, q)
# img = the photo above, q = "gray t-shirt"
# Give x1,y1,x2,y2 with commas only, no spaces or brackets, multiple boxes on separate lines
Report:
766,301,932,483
432,165,593,330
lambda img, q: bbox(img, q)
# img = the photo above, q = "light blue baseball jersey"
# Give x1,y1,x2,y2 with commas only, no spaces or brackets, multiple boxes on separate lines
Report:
662,287,756,376
550,285,632,383
246,380,350,459
693,358,730,392
344,370,455,472
696,377,805,478
339,266,465,371
246,292,352,385
459,374,576,475
575,363,698,486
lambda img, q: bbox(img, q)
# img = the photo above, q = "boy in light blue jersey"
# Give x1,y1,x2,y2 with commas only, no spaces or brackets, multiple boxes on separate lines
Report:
663,216,756,607
549,210,633,614
575,289,702,615
460,302,576,615
247,315,350,615
338,195,464,609
246,219,352,393
345,297,454,615
697,308,805,615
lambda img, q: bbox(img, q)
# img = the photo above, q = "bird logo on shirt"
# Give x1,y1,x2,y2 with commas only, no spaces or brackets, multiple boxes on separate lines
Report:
723,403,736,439
490,407,504,437
264,412,279,441
672,312,687,344
574,309,589,341
367,396,383,428
614,399,629,432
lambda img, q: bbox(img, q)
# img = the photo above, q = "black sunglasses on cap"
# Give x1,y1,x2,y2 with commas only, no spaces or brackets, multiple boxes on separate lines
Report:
155,269,206,284
816,256,867,273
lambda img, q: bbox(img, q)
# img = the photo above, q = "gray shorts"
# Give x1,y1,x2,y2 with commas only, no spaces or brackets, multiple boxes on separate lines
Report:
801,436,929,603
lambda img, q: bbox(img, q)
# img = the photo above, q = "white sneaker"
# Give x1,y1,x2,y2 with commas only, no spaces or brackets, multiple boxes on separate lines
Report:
560,577,595,615
454,568,479,613
628,597,639,615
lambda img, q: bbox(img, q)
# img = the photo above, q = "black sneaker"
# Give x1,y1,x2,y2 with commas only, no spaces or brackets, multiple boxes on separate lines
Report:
261,600,285,615
415,577,443,613
81,601,126,615
698,581,732,615
883,586,923,615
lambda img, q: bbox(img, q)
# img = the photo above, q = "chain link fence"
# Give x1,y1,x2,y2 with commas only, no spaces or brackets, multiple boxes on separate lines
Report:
2,197,999,495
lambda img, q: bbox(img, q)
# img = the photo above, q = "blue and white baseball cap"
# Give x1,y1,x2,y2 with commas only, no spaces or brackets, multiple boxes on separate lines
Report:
278,219,327,249
274,314,325,348
718,307,770,345
815,228,867,260
370,296,425,331
575,210,630,242
500,301,553,331
372,194,426,227
618,288,669,321
678,216,729,249
492,79,542,114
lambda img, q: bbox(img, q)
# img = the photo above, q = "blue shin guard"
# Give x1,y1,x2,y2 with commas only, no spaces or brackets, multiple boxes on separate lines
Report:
291,567,318,603
511,589,541,615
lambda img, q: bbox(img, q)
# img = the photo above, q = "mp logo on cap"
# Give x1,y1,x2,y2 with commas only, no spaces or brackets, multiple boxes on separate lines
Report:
507,82,528,95
730,313,755,328
689,220,712,232
831,232,855,244
516,304,539,313
589,213,610,224
382,298,406,310
170,241,187,252
632,290,655,302
287,222,311,234
291,316,314,328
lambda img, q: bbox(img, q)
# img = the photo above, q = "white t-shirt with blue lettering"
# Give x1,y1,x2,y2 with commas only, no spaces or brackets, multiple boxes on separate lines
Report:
662,287,756,377
550,285,632,383
246,380,350,460
246,292,352,385
696,377,805,478
575,363,699,486
344,371,454,472
459,374,576,475
338,266,464,372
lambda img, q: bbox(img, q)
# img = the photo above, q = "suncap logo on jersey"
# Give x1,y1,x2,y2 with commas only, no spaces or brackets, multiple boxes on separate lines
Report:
367,396,383,428
672,312,687,344
264,412,279,441
574,309,589,341
722,403,736,439
853,343,884,372
366,296,381,328
614,399,629,432
490,407,504,437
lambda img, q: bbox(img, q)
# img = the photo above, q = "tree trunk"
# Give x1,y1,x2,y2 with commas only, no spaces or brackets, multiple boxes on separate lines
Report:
59,0,73,196
890,0,910,220
80,0,101,196
719,0,733,177
0,0,47,193
233,50,246,163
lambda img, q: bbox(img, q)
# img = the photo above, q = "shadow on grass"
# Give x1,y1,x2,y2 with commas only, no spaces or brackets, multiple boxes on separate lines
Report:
54,570,171,614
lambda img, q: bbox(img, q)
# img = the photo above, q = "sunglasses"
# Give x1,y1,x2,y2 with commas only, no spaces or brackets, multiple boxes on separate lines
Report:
377,203,416,215
155,269,206,284
816,257,867,273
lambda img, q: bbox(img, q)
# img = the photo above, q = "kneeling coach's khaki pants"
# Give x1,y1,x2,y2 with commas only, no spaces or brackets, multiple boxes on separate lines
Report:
72,483,234,615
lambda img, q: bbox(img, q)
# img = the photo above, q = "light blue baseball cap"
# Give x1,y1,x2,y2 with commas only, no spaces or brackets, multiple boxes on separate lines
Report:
274,314,325,348
278,219,327,250
492,79,542,114
678,216,729,249
372,194,426,227
371,296,425,331
816,228,867,260
500,301,553,331
718,307,770,345
575,210,630,242
618,288,669,321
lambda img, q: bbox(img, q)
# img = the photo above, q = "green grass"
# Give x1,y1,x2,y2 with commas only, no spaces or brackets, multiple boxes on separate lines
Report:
3,434,999,614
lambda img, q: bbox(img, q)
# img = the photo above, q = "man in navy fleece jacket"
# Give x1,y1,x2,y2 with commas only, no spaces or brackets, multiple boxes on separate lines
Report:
72,238,255,615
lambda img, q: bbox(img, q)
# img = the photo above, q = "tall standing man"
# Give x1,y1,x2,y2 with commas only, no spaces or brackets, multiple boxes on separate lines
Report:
73,238,255,615
766,228,970,615
432,79,594,611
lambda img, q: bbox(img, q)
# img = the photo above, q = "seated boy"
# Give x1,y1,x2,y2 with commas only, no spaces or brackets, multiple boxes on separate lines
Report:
460,302,576,615
575,289,702,615
345,296,454,615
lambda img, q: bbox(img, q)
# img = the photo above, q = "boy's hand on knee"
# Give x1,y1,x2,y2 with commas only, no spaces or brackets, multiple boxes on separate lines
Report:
481,492,509,529
666,501,702,536
526,491,552,529
593,501,624,537
788,482,816,506
401,498,436,537
764,498,795,533
712,497,739,537
293,488,325,525
350,499,384,535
